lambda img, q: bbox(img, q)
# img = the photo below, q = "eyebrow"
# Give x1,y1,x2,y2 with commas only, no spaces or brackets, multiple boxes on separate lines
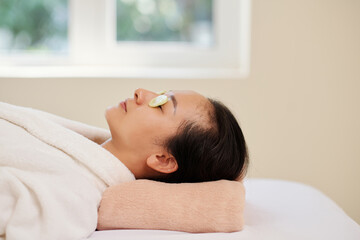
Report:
168,92,177,115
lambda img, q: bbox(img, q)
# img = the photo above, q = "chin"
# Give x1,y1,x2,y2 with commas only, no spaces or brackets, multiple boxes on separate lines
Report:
104,105,117,122
105,105,123,131
104,106,112,120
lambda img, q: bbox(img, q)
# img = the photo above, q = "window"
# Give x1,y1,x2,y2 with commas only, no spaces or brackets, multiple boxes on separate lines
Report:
0,0,68,54
0,0,68,66
0,0,251,79
116,0,213,45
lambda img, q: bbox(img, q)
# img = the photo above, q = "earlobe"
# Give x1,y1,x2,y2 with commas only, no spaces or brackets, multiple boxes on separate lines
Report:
146,153,178,174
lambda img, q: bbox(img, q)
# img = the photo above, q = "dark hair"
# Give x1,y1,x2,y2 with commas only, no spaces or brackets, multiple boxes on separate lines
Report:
151,98,249,183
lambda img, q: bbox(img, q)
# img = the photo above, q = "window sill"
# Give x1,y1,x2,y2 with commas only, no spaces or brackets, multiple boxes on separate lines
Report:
0,66,249,80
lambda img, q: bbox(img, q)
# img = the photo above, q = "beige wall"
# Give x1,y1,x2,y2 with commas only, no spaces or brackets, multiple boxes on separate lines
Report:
1,0,359,224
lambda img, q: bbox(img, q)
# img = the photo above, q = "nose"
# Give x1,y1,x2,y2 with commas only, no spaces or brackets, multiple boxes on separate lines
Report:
134,88,157,105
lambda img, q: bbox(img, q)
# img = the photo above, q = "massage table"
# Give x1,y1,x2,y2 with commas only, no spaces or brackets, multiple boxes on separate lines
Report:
89,178,360,240
3,102,357,239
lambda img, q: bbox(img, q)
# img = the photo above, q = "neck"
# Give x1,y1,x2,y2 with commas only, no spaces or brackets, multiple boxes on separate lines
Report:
101,138,150,179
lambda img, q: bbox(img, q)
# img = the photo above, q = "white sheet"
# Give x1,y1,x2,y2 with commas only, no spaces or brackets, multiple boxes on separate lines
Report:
89,178,360,240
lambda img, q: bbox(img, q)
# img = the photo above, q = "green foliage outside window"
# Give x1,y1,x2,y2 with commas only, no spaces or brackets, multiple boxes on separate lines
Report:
0,0,67,52
117,0,213,44
0,0,212,53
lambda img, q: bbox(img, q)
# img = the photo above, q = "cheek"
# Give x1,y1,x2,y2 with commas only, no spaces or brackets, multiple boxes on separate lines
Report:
113,112,152,144
107,105,180,148
126,116,177,147
127,115,163,139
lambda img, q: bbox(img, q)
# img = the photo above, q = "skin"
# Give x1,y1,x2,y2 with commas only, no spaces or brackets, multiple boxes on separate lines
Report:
101,88,211,179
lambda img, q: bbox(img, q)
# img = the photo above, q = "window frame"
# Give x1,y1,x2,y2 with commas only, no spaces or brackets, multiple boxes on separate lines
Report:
0,0,251,79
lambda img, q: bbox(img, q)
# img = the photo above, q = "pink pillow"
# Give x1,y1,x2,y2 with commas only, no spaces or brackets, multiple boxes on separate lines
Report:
97,179,245,233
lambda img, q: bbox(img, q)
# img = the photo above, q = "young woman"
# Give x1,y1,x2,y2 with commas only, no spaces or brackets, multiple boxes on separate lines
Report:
102,88,249,183
0,88,248,239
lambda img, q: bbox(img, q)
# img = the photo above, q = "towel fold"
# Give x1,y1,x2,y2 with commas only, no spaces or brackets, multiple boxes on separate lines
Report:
0,102,135,240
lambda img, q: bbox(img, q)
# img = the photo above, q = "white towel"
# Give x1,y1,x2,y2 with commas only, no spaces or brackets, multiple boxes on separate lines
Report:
0,102,135,240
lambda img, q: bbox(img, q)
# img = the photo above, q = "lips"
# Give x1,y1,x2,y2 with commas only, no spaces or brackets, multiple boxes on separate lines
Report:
120,100,127,112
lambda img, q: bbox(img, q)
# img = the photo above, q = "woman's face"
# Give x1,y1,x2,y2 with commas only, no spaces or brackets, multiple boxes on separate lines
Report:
105,88,210,159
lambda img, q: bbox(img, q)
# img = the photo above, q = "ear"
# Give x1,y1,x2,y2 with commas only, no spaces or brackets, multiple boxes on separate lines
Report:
146,153,178,174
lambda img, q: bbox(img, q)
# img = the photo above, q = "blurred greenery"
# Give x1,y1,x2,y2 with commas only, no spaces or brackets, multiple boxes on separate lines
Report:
0,0,68,52
0,0,212,53
117,0,213,44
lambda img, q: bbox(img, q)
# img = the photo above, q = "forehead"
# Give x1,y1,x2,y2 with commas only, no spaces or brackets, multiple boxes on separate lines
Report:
170,90,207,106
168,90,210,117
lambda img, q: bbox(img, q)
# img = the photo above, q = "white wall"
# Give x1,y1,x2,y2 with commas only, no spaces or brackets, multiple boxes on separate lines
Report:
1,0,359,224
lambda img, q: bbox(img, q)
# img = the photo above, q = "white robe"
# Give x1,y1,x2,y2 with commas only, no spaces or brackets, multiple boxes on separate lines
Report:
0,102,135,240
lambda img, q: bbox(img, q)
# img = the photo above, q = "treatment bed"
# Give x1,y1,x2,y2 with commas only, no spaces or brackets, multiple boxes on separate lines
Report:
1,102,358,239
89,178,360,240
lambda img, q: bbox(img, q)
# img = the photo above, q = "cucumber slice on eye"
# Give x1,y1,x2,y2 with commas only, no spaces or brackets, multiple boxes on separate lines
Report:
149,95,169,107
